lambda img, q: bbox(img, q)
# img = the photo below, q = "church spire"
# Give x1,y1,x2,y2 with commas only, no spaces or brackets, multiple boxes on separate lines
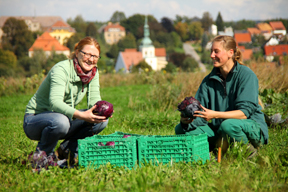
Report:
140,15,152,47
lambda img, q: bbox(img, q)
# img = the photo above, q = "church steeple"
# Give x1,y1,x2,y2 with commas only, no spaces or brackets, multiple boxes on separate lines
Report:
140,15,153,47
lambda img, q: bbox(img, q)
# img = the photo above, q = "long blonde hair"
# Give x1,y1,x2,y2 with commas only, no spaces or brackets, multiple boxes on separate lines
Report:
70,36,101,59
212,35,243,65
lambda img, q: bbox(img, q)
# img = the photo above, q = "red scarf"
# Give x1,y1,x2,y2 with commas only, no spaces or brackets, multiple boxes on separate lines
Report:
73,58,97,91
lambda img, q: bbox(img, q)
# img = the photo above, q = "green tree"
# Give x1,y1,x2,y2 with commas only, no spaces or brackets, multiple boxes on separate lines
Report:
215,12,224,32
163,62,177,73
201,33,209,52
0,49,18,77
188,21,204,40
174,22,188,41
171,31,183,48
182,56,199,72
67,15,87,35
168,52,188,68
85,22,98,38
46,51,68,72
201,12,214,32
131,60,152,73
161,17,174,32
201,50,212,64
106,44,119,59
1,17,34,58
110,11,126,23
117,33,137,51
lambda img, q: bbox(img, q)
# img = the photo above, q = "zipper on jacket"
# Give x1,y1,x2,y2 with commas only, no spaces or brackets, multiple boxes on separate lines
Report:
211,77,227,97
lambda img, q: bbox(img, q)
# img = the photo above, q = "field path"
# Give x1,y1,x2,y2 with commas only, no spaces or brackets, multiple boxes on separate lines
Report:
183,42,207,73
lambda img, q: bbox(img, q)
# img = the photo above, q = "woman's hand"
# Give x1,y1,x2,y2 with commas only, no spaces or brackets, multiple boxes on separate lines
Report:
73,105,107,124
193,105,217,121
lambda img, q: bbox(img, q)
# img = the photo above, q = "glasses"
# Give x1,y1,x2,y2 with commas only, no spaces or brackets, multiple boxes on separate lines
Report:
80,50,101,60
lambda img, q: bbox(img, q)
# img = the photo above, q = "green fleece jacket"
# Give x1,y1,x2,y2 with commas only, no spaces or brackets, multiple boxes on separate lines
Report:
185,62,268,144
25,59,101,119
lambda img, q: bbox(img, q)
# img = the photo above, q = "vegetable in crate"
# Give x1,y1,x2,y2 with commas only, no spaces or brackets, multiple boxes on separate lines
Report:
93,100,114,118
177,96,201,118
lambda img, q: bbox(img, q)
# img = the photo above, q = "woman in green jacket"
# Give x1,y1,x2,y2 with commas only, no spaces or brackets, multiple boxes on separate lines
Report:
175,35,268,157
23,37,109,166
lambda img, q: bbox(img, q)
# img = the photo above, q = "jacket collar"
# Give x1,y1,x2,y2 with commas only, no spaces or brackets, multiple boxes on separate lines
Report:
209,61,239,80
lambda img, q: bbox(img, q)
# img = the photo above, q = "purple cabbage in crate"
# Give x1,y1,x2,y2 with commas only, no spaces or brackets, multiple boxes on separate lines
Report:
122,135,131,138
105,141,115,147
93,100,114,118
177,96,201,118
98,142,105,146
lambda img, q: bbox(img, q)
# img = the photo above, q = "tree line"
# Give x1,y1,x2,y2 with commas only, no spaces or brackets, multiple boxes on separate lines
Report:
1,11,288,77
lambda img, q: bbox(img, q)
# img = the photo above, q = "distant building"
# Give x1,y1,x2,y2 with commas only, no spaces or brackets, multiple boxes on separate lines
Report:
209,24,217,36
234,32,252,45
103,22,125,45
256,23,273,40
28,32,70,58
115,16,167,72
264,44,288,62
269,21,287,39
46,20,76,45
218,26,234,37
265,36,279,46
247,28,261,36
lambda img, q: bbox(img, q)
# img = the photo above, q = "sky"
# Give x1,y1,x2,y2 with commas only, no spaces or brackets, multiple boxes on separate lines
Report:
0,0,288,22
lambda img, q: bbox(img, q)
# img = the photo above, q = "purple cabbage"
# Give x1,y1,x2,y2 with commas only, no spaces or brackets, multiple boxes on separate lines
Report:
93,100,114,118
122,135,131,138
177,96,201,118
105,141,115,147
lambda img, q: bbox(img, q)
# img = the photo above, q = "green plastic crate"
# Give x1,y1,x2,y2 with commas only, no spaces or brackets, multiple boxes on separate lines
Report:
78,136,137,169
137,134,209,166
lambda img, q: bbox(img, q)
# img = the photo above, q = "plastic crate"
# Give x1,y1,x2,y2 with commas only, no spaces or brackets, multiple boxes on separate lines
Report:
137,134,209,166
78,136,137,169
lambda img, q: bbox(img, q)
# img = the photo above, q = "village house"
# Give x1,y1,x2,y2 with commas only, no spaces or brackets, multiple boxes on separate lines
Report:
28,32,70,58
218,26,234,37
256,23,273,40
264,44,288,62
46,20,76,45
115,17,167,72
103,22,126,45
234,32,253,61
269,21,287,40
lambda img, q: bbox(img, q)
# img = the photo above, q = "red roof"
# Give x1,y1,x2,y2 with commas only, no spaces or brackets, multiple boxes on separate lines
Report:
121,51,143,70
29,32,69,51
264,45,288,56
234,33,252,44
257,23,272,32
46,20,75,32
124,48,137,52
155,48,166,57
104,22,125,32
269,21,286,31
247,28,261,35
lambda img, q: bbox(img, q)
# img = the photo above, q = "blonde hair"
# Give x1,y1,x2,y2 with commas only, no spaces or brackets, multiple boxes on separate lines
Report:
212,35,244,65
70,36,101,59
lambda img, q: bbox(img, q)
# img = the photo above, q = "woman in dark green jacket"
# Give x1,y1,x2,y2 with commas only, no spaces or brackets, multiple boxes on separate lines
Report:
175,35,268,157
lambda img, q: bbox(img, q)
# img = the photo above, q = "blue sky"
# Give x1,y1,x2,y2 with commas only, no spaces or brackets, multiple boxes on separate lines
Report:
0,0,287,22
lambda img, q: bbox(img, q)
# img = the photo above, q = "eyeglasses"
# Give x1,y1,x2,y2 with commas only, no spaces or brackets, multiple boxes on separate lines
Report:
80,50,101,60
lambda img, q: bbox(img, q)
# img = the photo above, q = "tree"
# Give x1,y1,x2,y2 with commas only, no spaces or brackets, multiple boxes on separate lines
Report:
188,21,204,40
174,22,188,41
170,31,182,48
163,62,177,73
85,22,98,38
182,57,199,72
110,11,126,23
65,33,85,51
131,60,152,73
0,49,18,77
106,44,119,59
161,17,174,33
1,17,34,58
201,12,214,32
215,12,224,32
168,52,188,68
117,33,137,51
67,15,87,34
201,33,209,52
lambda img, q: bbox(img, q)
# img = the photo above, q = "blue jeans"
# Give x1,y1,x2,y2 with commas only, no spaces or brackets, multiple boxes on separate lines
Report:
23,111,108,155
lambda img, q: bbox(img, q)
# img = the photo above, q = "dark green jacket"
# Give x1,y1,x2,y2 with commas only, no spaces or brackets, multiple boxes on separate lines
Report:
186,62,268,144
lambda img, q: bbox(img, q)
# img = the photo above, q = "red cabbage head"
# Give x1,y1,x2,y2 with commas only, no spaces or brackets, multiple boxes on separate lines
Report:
93,100,114,118
177,96,201,118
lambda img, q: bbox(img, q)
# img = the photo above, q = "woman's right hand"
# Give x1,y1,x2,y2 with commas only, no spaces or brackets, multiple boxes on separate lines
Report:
73,105,107,124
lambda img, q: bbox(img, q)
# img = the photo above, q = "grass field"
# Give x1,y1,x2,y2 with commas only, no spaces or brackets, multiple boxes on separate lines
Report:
1,83,288,191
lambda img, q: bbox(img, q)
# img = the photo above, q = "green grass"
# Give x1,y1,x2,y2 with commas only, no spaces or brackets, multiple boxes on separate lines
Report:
1,84,288,191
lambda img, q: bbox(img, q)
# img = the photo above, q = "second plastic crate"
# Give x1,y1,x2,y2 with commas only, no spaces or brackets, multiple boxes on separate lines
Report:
137,134,209,166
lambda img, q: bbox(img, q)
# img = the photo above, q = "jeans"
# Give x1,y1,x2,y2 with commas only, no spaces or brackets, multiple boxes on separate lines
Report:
23,111,108,155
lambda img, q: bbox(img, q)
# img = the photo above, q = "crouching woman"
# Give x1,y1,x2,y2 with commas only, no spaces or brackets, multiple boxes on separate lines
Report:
23,37,108,165
175,35,268,158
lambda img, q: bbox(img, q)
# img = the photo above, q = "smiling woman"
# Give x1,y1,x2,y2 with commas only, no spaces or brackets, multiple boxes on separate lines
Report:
23,36,110,169
175,35,268,159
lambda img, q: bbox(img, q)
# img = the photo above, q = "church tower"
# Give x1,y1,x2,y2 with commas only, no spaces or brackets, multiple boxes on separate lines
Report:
139,16,157,70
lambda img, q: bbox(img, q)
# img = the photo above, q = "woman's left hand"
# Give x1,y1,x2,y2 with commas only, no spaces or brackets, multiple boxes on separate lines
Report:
193,105,217,121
